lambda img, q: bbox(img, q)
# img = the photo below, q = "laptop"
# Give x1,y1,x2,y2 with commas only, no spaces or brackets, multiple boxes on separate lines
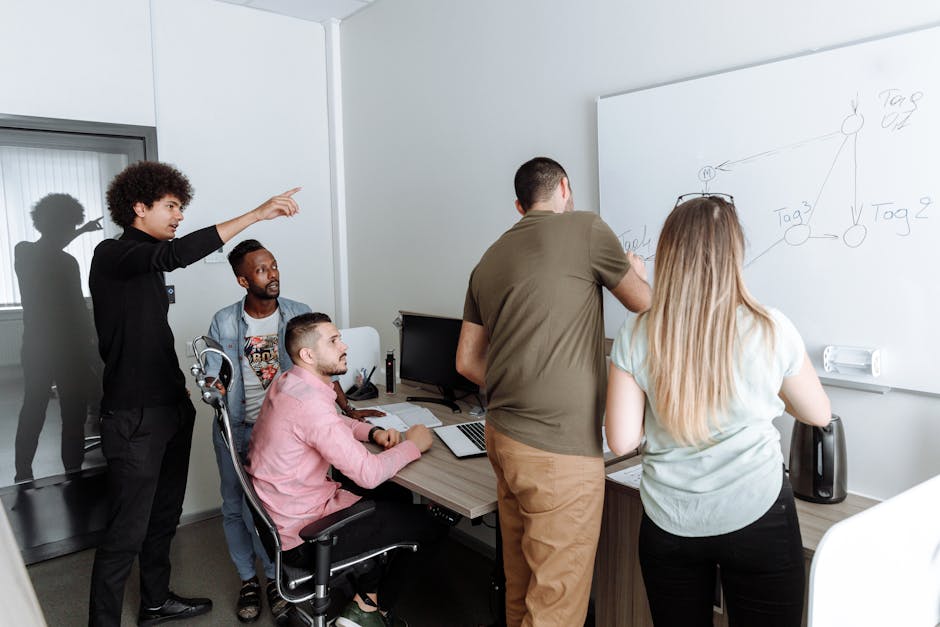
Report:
434,420,486,458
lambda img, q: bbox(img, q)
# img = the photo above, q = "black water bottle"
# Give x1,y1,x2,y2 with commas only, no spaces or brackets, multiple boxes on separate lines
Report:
385,349,395,394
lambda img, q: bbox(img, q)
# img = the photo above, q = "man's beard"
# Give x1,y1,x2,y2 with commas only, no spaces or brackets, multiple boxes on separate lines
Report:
319,356,347,377
249,282,279,300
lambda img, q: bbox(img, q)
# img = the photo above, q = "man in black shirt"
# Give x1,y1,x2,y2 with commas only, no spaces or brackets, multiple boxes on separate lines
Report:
87,161,300,627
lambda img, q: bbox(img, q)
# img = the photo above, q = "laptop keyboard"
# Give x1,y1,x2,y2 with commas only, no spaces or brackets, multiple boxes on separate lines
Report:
456,422,486,451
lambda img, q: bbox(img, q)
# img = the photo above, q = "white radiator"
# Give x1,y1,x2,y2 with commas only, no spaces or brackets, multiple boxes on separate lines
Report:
0,315,24,367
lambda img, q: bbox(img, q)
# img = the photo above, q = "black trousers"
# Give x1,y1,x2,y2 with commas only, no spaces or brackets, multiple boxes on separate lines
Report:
88,401,196,627
284,500,446,610
639,473,805,627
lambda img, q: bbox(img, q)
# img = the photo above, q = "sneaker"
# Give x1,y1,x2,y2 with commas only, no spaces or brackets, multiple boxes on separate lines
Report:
334,601,387,627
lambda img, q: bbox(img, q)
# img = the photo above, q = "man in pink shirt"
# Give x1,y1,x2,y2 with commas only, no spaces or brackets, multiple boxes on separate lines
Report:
248,312,444,627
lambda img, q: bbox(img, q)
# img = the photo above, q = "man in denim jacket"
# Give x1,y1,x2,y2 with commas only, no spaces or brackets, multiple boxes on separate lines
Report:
206,240,380,624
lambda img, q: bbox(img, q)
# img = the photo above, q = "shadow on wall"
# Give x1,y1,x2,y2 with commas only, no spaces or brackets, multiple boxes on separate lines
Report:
9,193,104,485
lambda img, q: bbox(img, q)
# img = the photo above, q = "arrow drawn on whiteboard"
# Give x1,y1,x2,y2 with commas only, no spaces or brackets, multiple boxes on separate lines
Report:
693,97,922,267
851,202,863,225
806,135,850,225
745,237,785,268
712,131,842,170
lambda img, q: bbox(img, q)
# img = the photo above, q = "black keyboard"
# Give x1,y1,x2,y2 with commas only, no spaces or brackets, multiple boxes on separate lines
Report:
456,421,486,451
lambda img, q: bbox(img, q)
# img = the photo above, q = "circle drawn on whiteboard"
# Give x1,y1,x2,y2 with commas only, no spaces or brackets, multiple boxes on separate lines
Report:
843,224,868,248
698,166,717,183
784,223,812,246
841,112,864,135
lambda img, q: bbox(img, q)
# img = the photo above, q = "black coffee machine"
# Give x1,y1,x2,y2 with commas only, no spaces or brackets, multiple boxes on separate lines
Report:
789,414,847,504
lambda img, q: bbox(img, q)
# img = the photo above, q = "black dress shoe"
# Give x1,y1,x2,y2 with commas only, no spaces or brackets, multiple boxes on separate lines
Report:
138,591,213,626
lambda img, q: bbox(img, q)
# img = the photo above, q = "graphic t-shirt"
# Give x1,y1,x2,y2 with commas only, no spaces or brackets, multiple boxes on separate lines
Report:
242,309,280,423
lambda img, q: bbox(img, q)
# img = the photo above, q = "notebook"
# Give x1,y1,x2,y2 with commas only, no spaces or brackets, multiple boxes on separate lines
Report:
364,402,443,432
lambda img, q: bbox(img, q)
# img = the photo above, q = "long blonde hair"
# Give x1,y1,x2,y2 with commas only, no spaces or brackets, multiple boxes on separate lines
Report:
641,196,773,446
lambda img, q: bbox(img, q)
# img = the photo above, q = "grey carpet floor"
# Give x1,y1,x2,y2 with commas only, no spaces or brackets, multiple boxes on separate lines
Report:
27,515,497,626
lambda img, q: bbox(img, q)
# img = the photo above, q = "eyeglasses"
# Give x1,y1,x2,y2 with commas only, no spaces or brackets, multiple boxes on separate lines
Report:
675,192,735,207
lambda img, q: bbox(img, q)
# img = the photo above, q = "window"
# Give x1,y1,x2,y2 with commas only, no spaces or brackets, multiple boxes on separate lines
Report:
0,115,157,308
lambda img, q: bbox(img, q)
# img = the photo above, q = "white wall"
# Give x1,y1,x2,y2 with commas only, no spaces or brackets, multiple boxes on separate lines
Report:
340,0,940,500
1,0,335,517
151,0,334,515
0,0,155,125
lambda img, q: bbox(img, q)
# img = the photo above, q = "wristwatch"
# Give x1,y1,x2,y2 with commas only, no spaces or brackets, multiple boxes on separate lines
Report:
342,404,356,416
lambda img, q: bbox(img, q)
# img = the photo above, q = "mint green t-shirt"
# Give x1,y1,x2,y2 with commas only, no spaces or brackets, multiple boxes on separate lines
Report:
610,306,804,537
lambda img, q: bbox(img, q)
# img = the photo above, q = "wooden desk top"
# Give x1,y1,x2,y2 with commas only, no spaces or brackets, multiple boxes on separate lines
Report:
604,456,879,557
365,383,498,519
366,383,641,519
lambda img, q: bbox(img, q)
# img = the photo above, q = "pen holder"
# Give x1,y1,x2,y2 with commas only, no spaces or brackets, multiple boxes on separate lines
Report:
347,381,379,401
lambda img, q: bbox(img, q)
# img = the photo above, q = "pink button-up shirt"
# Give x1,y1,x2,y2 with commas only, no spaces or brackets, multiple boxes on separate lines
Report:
247,366,421,550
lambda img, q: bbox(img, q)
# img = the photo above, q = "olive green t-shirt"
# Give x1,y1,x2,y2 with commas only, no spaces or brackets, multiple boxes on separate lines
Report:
463,210,630,456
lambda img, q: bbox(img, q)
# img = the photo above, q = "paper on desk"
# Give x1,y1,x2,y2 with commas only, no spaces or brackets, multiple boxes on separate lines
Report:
366,402,443,429
365,414,410,432
373,402,414,414
607,464,642,489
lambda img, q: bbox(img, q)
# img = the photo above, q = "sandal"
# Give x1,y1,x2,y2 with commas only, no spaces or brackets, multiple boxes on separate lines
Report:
266,580,291,625
236,577,262,623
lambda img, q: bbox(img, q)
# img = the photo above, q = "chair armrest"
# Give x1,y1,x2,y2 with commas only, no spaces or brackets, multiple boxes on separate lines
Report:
299,499,376,542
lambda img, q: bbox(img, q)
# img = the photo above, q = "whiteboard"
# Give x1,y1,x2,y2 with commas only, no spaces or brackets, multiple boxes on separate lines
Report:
598,26,939,395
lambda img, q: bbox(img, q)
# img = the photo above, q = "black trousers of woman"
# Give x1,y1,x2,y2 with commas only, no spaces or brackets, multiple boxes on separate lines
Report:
639,473,805,627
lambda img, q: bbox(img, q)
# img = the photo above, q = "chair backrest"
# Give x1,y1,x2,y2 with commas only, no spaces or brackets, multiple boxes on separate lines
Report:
215,398,283,566
189,336,232,407
808,473,940,626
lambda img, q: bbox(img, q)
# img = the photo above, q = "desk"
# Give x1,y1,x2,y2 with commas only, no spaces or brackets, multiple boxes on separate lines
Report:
369,384,638,626
365,382,498,519
366,384,505,625
367,382,631,518
594,457,879,627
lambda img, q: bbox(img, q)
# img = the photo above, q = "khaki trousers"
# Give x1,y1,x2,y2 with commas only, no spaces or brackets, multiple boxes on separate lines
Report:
486,425,605,627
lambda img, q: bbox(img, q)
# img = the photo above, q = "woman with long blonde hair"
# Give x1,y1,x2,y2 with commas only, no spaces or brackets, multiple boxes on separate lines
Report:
606,195,831,627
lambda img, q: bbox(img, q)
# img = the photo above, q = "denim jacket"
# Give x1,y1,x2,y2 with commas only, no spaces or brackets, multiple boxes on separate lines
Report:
206,297,311,429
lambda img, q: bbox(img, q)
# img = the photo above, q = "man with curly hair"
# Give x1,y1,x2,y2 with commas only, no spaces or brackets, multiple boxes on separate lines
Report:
87,161,300,627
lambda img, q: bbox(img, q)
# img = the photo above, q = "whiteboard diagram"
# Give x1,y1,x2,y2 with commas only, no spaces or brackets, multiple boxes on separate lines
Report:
697,97,931,267
598,25,940,394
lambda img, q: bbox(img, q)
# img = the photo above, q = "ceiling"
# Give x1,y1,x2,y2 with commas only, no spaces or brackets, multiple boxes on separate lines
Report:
215,0,375,22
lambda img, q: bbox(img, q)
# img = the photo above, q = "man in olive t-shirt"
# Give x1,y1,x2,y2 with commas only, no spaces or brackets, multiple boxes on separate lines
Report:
456,157,650,627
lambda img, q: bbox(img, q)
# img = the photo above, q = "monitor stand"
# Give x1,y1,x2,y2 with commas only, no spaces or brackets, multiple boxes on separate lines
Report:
406,388,461,413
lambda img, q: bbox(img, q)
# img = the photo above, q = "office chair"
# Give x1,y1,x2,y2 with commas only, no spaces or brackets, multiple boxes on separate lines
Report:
189,336,419,627
808,473,940,627
83,434,102,453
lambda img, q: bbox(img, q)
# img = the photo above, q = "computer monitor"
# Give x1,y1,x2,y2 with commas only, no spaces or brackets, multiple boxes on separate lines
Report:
398,311,479,413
